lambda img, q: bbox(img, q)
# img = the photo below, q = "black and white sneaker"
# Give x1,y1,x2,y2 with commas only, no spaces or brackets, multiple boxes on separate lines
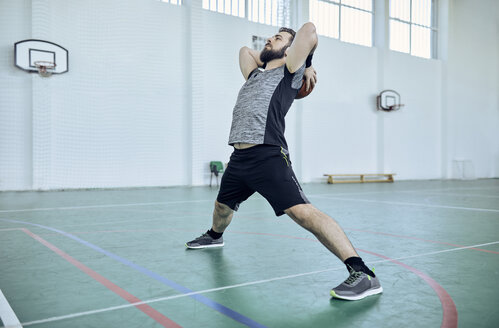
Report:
331,268,383,301
185,232,224,249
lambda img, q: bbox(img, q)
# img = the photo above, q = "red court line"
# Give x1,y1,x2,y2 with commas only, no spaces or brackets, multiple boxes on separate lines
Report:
20,228,181,328
18,227,459,326
358,248,458,328
345,228,499,255
229,230,458,328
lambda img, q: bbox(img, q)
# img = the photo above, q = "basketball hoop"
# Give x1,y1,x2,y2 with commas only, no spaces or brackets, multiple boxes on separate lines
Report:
377,90,404,112
34,61,56,77
15,40,69,75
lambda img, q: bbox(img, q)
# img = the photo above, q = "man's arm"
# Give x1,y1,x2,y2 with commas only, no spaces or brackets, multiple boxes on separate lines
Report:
239,47,264,80
286,22,318,73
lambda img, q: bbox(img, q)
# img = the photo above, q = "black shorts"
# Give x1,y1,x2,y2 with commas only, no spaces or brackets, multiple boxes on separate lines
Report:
217,144,310,216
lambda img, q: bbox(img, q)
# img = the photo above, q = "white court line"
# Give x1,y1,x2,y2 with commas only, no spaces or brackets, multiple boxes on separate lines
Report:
308,185,499,198
310,195,499,213
378,241,499,261
0,197,271,214
403,191,499,199
18,240,499,327
0,289,22,328
0,185,498,214
0,228,22,232
0,209,271,231
0,199,215,214
52,209,272,229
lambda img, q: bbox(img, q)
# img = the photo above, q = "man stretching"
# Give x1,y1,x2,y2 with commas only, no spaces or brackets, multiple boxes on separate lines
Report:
186,22,382,301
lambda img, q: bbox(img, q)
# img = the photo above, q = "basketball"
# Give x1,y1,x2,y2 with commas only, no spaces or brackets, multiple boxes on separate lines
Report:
295,78,315,99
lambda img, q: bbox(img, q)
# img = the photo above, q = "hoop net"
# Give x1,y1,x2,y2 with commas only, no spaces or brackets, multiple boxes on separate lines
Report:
387,104,405,111
34,61,56,77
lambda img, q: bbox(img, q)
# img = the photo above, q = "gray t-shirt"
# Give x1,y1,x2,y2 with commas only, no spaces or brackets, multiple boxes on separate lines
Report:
228,64,305,149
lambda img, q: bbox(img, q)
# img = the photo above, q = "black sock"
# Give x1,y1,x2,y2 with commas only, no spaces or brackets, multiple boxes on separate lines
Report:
344,257,375,277
207,228,223,239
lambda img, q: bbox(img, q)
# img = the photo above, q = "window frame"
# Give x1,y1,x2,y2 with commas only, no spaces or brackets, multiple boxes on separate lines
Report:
389,0,438,59
310,0,375,47
200,0,289,27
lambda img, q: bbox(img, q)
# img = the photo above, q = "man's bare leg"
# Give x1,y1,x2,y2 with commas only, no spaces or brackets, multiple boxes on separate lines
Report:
185,201,233,248
284,203,357,261
212,201,234,233
285,203,382,300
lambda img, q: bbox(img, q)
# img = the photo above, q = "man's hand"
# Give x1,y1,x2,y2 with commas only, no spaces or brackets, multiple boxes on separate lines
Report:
303,66,317,92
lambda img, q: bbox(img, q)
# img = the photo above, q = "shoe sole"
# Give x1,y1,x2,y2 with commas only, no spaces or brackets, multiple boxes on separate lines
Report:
185,242,224,249
330,286,383,301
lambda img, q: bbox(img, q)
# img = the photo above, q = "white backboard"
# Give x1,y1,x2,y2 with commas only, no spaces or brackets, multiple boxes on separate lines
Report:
15,39,68,74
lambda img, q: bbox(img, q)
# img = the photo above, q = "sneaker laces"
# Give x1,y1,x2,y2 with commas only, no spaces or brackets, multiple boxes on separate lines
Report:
344,271,364,285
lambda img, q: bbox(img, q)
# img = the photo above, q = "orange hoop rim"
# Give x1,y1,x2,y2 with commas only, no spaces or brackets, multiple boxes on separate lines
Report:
34,61,56,77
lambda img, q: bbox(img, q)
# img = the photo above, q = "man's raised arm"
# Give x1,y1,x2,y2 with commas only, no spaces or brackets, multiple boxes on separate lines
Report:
239,46,264,80
286,22,318,73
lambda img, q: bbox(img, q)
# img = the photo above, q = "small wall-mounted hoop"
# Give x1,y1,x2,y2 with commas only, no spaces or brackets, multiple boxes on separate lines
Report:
377,90,405,112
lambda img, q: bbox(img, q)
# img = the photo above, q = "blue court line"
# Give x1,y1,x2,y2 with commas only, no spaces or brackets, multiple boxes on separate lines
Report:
1,218,267,328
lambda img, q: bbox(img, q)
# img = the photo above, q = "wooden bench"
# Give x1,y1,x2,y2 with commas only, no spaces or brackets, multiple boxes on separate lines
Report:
323,173,395,184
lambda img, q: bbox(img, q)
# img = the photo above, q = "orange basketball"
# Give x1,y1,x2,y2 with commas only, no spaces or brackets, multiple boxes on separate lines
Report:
295,78,314,99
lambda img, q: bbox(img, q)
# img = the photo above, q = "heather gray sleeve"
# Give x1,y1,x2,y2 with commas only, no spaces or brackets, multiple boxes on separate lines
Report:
248,67,261,79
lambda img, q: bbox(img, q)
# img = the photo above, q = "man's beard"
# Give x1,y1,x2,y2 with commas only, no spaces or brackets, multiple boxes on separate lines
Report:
260,46,287,63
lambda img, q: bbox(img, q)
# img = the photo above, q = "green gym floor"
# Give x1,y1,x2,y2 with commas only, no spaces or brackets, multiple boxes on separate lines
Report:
1,179,498,328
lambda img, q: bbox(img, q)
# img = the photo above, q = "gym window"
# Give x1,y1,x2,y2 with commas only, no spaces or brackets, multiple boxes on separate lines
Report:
202,0,245,18
247,0,290,27
309,0,373,47
202,0,290,26
161,0,182,5
389,0,438,59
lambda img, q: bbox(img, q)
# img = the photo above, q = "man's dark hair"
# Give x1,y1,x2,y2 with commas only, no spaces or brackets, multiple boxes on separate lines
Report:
279,27,296,46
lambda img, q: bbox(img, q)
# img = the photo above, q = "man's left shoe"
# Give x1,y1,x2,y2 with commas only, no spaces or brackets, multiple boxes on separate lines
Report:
330,269,383,301
185,232,224,249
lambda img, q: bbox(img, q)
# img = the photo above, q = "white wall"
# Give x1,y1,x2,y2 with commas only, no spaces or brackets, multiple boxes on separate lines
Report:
301,40,379,182
0,0,497,190
382,52,442,180
444,0,499,179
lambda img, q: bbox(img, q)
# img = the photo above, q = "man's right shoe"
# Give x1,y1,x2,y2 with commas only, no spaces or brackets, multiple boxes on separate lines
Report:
330,268,383,301
185,231,224,249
